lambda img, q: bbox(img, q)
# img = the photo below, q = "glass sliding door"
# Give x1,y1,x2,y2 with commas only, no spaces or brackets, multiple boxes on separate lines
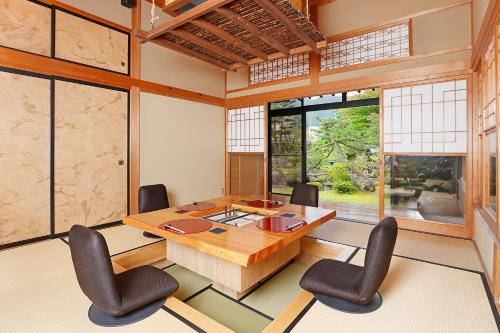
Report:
306,105,380,223
269,90,380,223
270,113,303,195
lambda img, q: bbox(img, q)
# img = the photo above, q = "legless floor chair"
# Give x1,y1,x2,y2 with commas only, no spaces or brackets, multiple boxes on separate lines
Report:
300,217,398,313
69,225,178,326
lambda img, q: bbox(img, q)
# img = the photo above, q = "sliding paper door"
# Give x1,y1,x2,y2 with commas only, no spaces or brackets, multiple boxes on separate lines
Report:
54,80,128,233
0,71,51,245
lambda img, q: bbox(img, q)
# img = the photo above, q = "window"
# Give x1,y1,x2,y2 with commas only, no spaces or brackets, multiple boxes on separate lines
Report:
249,53,309,85
383,80,467,153
321,22,410,72
487,132,497,212
384,156,465,224
382,79,469,225
227,106,265,153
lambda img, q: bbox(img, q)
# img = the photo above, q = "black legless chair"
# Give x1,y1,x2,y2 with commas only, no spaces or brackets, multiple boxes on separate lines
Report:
139,184,169,238
299,217,398,313
69,225,178,327
290,183,319,207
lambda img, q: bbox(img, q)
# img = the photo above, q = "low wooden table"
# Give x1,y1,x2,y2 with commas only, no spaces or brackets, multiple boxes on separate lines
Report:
123,195,336,298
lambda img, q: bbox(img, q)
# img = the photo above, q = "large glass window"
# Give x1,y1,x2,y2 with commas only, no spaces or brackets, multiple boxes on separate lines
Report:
270,114,302,194
269,89,380,223
384,156,465,224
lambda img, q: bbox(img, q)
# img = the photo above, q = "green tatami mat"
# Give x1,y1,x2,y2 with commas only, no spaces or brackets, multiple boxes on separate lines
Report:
164,265,211,300
241,262,308,318
186,289,271,333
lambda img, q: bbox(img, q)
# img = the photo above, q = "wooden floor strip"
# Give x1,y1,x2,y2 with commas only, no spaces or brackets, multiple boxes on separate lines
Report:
261,291,314,333
165,297,236,333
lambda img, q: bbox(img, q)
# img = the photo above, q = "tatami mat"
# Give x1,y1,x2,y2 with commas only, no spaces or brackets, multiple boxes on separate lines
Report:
309,219,483,271
64,224,160,256
242,262,308,318
186,289,271,333
164,264,211,301
290,250,498,333
0,239,195,333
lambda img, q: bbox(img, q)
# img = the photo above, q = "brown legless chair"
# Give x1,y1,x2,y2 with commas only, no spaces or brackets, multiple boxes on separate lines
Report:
290,183,319,207
299,217,398,313
139,184,169,238
69,225,178,326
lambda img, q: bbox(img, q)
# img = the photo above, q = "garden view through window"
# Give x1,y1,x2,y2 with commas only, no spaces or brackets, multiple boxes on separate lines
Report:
270,90,380,223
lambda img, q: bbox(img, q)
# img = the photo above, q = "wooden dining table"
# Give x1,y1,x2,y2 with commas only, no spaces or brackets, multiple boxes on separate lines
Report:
123,195,336,299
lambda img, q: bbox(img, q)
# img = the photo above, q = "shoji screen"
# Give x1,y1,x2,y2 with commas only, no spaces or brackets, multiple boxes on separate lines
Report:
383,80,467,153
0,70,51,245
54,81,128,233
227,106,265,153
227,106,265,197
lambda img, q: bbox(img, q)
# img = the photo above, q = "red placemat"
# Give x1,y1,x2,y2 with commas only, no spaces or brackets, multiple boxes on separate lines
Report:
177,202,217,211
246,200,284,209
158,219,213,234
256,216,306,233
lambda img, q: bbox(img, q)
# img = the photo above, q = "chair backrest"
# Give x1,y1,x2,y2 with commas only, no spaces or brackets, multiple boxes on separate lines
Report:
139,184,169,214
290,183,319,207
69,225,122,315
359,217,398,303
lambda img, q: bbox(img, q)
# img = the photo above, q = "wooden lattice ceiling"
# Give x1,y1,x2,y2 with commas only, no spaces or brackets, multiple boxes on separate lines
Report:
139,0,326,70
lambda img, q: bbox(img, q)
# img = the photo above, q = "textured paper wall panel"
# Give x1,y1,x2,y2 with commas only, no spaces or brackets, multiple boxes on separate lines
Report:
55,10,129,74
0,0,51,56
54,80,127,233
0,71,51,245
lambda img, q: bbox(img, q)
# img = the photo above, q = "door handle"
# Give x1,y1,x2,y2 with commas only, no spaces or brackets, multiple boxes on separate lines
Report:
118,160,125,165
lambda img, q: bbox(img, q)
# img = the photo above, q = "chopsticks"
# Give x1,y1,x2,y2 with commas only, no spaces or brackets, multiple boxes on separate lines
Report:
286,221,305,231
163,224,186,234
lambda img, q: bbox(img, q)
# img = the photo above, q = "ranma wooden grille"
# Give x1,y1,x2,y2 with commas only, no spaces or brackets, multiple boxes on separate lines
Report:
321,22,410,71
249,53,309,85
227,106,265,152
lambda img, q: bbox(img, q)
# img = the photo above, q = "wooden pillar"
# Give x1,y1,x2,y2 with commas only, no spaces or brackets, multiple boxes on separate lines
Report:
130,2,141,214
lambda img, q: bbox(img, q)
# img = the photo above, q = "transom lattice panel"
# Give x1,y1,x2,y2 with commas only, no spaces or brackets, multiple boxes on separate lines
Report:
227,106,265,152
482,40,496,131
321,22,410,71
249,53,309,85
383,80,468,153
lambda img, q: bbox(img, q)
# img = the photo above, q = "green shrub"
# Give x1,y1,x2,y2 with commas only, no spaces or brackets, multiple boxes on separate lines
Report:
284,169,300,187
334,180,357,194
328,163,351,183
307,182,324,191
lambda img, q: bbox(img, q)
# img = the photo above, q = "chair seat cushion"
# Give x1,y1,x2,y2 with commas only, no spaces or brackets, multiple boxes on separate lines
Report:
115,266,178,314
299,259,364,304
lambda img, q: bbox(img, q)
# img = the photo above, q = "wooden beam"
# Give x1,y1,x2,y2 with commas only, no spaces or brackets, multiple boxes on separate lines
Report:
192,19,268,61
215,7,291,55
151,37,233,71
164,0,194,12
0,46,225,106
169,29,249,65
130,1,141,215
142,0,234,42
253,0,320,52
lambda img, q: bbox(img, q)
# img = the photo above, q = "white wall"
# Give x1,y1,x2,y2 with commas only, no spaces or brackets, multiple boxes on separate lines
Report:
474,209,495,280
140,93,225,205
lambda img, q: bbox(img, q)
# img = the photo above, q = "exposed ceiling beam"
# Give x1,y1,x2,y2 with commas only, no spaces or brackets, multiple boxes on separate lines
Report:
215,7,291,55
141,0,234,42
253,0,321,53
169,29,249,65
151,37,233,70
164,0,194,12
191,19,268,61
